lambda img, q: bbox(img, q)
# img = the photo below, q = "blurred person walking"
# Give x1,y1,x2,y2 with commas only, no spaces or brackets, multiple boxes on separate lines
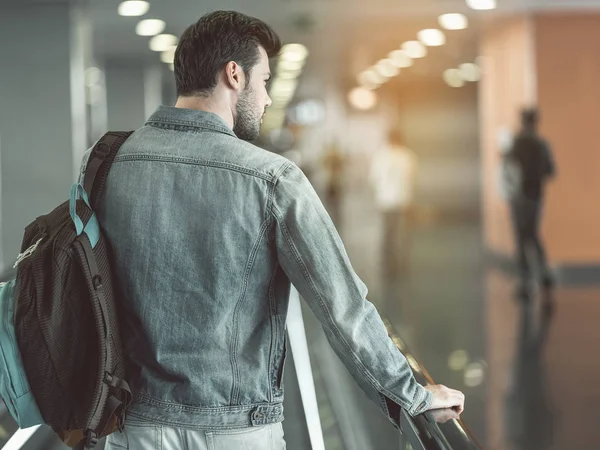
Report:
322,139,346,224
503,108,556,298
369,129,418,278
86,11,464,450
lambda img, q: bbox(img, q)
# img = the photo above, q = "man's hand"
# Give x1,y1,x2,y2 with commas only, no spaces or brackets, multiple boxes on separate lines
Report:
424,385,465,414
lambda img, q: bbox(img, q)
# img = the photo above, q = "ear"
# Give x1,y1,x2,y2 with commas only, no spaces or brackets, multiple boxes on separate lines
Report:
224,61,244,92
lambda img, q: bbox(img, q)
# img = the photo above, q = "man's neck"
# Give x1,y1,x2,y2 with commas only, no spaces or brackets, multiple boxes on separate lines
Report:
175,94,234,130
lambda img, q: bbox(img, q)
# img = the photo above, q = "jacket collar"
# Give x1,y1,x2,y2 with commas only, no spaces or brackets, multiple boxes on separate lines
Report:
146,105,237,137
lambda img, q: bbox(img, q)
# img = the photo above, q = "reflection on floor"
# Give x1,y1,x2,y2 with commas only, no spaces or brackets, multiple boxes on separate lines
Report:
319,181,600,450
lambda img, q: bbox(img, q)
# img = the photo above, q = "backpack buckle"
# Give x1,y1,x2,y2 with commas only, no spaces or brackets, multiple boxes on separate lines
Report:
104,371,114,386
84,430,98,447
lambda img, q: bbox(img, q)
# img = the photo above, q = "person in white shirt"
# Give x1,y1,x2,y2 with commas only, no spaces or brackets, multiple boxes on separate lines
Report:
369,129,418,278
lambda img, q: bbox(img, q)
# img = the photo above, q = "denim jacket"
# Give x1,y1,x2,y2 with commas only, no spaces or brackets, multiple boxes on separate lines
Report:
82,106,432,430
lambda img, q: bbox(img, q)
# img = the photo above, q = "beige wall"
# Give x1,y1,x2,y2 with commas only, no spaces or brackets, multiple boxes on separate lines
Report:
536,14,600,264
481,14,600,265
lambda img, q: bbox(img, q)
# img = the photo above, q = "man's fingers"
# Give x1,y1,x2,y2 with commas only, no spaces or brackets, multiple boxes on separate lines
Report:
443,387,465,413
424,384,466,415
452,390,465,414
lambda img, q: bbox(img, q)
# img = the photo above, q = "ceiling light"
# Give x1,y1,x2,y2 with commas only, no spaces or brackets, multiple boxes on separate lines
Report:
357,69,385,86
464,362,486,387
438,13,468,30
348,87,377,111
418,29,446,47
161,47,176,64
466,0,497,10
136,19,165,36
443,68,465,87
270,79,298,96
278,59,305,72
448,350,470,371
280,43,309,62
277,70,302,80
375,59,400,78
149,34,177,52
118,1,150,17
402,41,427,59
459,63,481,82
388,50,413,68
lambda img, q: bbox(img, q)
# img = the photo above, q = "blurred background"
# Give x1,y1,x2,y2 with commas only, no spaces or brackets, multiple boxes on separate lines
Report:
1,0,600,449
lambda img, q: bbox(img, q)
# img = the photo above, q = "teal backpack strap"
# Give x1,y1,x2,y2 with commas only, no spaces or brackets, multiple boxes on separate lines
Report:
69,183,100,248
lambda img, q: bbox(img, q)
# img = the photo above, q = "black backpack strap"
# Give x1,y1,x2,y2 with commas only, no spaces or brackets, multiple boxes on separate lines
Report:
77,235,132,448
83,131,134,208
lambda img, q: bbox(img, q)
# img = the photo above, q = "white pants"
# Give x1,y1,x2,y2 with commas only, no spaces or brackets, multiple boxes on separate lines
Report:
105,420,286,450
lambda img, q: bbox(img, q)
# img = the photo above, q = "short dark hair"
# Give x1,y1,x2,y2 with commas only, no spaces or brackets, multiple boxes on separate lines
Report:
521,107,539,127
174,11,282,97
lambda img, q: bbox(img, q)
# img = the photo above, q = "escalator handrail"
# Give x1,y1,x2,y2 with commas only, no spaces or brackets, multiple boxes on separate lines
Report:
383,319,484,450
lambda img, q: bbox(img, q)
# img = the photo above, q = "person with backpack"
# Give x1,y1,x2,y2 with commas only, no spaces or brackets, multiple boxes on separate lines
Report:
504,108,556,298
2,10,465,450
97,11,465,449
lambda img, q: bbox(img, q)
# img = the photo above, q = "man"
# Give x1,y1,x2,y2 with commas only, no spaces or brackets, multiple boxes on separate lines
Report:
369,129,418,278
322,139,346,223
505,108,556,298
92,11,464,450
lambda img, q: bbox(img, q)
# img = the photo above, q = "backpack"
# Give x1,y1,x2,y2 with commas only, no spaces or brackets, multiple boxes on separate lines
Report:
0,131,133,449
501,153,523,201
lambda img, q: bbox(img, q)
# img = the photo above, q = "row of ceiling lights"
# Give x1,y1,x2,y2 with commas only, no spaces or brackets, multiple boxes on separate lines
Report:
354,12,469,94
118,1,178,69
444,62,481,88
349,0,497,110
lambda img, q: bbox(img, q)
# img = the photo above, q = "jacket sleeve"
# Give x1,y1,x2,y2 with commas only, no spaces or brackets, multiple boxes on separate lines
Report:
271,163,432,421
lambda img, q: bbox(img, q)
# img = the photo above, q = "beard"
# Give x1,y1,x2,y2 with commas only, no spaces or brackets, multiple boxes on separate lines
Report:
233,86,263,141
